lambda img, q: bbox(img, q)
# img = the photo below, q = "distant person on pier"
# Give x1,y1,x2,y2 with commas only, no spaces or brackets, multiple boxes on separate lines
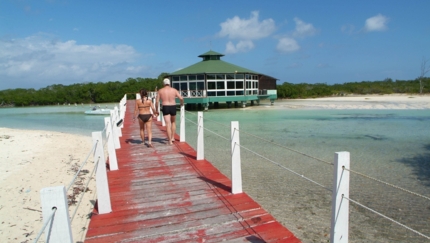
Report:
134,89,158,147
156,78,184,145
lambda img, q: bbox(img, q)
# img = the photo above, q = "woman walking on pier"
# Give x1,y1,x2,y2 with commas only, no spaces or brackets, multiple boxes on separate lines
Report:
134,89,158,147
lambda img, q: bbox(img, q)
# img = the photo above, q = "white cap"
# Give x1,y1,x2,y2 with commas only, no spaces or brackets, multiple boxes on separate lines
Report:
163,78,170,85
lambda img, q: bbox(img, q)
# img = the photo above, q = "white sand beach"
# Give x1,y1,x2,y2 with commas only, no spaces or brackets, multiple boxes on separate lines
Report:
274,94,430,109
0,128,94,243
0,94,429,242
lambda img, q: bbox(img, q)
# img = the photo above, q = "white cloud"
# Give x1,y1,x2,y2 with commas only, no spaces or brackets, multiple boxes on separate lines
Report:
276,37,300,53
341,24,355,34
225,40,255,54
293,18,317,37
364,14,389,32
218,11,276,40
0,33,151,89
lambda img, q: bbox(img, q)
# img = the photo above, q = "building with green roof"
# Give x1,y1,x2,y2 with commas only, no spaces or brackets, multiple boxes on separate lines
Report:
167,50,277,110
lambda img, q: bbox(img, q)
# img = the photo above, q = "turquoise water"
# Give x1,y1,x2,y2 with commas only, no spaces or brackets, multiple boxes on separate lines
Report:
183,108,430,185
0,104,117,136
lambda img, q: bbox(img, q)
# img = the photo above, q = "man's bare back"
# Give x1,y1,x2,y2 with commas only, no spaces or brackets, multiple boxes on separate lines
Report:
157,86,183,106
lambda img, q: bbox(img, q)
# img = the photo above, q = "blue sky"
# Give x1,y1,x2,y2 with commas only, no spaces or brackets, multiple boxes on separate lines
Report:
1,0,429,90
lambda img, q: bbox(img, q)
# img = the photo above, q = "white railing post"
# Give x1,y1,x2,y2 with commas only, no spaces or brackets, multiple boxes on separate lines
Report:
40,186,73,243
114,106,122,137
231,121,242,194
119,96,126,128
162,112,166,126
92,131,112,214
104,117,118,171
156,96,161,122
180,105,185,142
330,151,350,243
110,110,121,149
196,111,204,160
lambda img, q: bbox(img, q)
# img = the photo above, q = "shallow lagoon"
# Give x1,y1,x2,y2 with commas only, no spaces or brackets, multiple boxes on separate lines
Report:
1,101,429,242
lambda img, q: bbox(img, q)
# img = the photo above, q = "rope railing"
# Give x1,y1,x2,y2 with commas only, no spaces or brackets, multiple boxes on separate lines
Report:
66,141,98,191
185,117,332,192
33,208,57,243
103,129,111,149
186,110,334,166
344,167,430,201
344,196,430,240
237,141,332,192
36,96,125,242
182,108,430,241
70,156,100,223
186,111,429,202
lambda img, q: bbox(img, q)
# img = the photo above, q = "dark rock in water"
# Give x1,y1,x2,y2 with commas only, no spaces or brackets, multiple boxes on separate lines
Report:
365,135,386,140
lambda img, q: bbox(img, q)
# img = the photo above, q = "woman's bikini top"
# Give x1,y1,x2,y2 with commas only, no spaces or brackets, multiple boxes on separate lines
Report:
138,97,150,109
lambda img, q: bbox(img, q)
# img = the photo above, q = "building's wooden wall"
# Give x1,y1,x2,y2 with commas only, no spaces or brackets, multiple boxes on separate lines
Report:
259,76,277,90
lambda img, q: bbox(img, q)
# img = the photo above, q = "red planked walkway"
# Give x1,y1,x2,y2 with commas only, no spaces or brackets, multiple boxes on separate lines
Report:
85,100,301,243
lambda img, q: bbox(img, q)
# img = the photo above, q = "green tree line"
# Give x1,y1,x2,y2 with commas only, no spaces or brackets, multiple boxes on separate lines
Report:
0,77,164,107
1,76,429,106
277,78,430,99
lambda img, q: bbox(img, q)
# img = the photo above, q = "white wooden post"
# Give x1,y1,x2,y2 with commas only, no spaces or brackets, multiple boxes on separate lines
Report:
162,113,166,126
110,110,120,149
231,121,242,194
151,97,156,115
104,117,118,171
114,106,122,137
157,96,161,122
196,111,204,160
180,105,185,142
40,186,73,243
120,96,126,128
92,131,112,214
330,151,350,243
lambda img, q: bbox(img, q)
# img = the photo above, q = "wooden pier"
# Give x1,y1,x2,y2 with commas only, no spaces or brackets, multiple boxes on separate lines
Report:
85,101,301,242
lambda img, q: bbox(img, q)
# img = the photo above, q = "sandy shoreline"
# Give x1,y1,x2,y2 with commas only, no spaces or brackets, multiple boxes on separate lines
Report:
273,94,430,109
0,128,94,242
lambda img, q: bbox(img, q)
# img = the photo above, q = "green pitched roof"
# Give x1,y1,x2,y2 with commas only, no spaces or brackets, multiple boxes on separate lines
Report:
170,51,260,75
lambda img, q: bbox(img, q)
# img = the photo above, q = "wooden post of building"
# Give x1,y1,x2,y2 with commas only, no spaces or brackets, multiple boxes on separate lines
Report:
231,121,242,194
104,117,118,171
180,105,185,142
92,131,112,214
40,186,73,243
330,151,350,243
197,111,204,160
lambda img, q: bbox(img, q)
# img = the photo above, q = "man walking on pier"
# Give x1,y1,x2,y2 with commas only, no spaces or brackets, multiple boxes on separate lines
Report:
156,78,184,145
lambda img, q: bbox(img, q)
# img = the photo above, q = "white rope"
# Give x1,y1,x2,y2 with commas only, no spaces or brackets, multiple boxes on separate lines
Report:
187,115,430,202
344,196,430,240
185,116,230,142
103,130,110,149
70,157,99,223
67,141,98,191
237,142,332,191
237,128,333,166
33,207,57,243
102,122,108,133
344,168,430,201
188,112,333,166
185,116,330,191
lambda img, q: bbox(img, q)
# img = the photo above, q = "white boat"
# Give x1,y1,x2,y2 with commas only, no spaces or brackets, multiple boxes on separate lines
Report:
84,107,112,115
